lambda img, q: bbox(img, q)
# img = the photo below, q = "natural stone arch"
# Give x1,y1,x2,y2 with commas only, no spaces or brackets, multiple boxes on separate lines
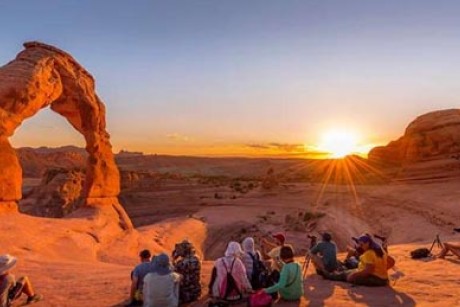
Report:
0,42,132,228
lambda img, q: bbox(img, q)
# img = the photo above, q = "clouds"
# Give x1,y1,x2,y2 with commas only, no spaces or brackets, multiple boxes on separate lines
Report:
166,133,192,142
245,142,329,158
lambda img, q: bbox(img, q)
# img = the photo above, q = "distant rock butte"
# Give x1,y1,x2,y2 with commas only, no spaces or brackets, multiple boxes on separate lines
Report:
369,109,460,165
0,41,132,228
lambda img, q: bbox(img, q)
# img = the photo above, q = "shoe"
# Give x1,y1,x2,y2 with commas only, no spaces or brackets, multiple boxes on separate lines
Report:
26,294,43,304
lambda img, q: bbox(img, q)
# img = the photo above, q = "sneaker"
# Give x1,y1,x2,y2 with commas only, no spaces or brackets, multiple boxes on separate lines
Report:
26,294,43,304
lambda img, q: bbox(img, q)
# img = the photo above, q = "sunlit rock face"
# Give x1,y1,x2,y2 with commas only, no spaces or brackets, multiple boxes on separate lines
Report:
369,109,460,165
0,42,132,228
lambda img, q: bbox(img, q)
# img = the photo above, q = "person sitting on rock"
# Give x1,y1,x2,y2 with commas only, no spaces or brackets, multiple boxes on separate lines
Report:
172,240,201,304
128,249,153,306
437,242,460,259
261,233,293,282
241,237,266,289
323,235,389,287
143,253,181,307
209,241,252,302
0,254,42,307
309,232,338,274
263,245,304,301
342,233,372,269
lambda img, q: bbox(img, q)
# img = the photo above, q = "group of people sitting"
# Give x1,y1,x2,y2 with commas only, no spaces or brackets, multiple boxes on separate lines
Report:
128,240,201,307
208,234,304,305
309,232,394,287
129,234,304,307
4,231,458,307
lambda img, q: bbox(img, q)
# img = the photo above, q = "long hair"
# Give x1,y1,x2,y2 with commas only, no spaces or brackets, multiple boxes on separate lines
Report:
369,238,384,258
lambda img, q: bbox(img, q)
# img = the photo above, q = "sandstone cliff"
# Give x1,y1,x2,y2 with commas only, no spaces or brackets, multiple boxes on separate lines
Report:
369,109,460,164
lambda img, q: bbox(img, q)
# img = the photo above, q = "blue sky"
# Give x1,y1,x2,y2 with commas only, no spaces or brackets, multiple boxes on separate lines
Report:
1,1,459,155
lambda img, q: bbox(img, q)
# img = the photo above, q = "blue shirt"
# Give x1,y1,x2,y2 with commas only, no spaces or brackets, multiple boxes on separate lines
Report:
310,241,338,271
132,262,152,291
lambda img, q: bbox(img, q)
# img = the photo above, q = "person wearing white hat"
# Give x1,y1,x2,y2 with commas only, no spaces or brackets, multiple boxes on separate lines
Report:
0,254,42,307
208,241,252,302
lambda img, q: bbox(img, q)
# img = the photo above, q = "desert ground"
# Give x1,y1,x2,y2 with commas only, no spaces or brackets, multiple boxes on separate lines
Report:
2,167,460,306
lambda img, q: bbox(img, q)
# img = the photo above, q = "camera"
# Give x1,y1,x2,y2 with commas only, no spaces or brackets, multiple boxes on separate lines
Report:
373,234,387,242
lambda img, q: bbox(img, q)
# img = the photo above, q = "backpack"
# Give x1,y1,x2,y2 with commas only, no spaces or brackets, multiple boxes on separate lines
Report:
410,248,431,259
220,259,242,301
249,290,273,307
248,252,267,289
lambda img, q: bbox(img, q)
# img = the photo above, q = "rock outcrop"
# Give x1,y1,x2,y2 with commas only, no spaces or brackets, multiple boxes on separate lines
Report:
0,42,132,228
369,109,460,165
262,167,279,189
20,168,85,217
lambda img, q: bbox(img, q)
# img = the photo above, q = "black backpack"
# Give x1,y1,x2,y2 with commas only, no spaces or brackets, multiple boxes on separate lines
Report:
222,259,242,301
410,248,431,259
248,252,267,289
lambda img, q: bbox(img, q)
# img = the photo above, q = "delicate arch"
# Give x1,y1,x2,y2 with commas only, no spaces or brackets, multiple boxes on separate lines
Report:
0,42,123,218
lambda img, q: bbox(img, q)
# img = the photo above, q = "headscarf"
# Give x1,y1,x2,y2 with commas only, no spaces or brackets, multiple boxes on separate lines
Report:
225,241,244,258
151,253,173,275
242,237,255,254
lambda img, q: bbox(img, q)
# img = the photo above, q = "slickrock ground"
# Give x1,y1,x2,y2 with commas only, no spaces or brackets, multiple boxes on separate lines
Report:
2,181,460,307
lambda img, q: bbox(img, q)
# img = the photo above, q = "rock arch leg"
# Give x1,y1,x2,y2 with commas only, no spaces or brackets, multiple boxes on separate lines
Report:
0,42,133,229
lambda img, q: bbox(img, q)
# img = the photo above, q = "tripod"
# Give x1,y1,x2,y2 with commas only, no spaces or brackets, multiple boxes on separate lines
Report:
302,254,311,279
429,234,443,253
302,235,317,279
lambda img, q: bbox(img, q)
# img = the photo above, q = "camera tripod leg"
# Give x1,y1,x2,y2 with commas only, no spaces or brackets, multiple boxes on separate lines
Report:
302,255,312,279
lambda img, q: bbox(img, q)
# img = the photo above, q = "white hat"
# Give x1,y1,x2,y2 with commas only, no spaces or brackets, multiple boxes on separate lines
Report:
0,254,17,274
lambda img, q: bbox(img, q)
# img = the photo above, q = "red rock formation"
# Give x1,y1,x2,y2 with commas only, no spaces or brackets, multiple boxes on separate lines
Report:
0,42,132,228
369,109,460,165
20,168,85,217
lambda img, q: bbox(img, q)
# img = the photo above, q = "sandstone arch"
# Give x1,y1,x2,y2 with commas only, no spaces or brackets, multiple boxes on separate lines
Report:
0,42,132,228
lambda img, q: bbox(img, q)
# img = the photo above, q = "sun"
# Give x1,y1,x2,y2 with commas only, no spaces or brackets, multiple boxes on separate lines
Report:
317,130,359,158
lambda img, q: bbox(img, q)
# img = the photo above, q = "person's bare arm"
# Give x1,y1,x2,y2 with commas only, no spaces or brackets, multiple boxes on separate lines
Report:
260,238,277,259
130,277,138,300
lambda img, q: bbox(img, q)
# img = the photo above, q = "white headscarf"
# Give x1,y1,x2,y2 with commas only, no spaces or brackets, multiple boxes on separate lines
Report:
225,241,244,258
242,237,255,254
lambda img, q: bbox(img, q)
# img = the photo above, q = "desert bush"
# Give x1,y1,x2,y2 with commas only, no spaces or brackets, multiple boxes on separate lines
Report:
303,211,326,222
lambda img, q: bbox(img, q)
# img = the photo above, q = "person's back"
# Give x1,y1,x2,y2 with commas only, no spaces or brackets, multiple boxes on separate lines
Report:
209,242,252,301
143,253,180,307
143,271,181,307
211,257,249,300
310,241,337,272
129,249,153,306
132,262,152,292
174,254,201,303
277,262,303,300
241,237,265,288
264,246,303,301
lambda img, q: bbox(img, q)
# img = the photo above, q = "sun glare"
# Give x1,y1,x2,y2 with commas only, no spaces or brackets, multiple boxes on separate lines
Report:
317,130,360,158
